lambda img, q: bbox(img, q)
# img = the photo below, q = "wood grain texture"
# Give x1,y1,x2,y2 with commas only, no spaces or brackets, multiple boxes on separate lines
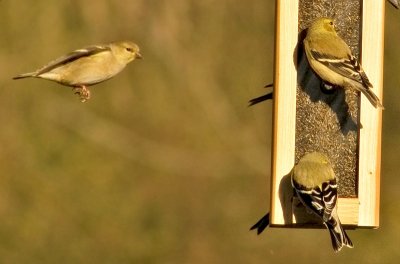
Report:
270,0,298,225
358,0,384,227
291,197,359,226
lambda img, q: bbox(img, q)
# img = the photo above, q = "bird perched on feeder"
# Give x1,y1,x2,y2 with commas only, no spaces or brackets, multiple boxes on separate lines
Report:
251,152,353,252
304,17,383,108
291,152,353,252
250,18,384,109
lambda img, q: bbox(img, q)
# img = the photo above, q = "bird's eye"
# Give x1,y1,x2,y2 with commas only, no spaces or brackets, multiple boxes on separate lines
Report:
329,21,334,26
126,47,133,52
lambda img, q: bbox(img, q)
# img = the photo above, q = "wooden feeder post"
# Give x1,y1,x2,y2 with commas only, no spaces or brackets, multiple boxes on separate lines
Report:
270,0,384,228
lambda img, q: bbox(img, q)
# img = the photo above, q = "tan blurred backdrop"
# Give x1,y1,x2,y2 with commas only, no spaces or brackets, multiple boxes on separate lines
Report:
0,1,399,263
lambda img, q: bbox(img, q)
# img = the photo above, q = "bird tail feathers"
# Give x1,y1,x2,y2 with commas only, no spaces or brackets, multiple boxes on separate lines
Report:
250,212,270,235
248,93,273,106
358,86,384,109
353,85,385,109
13,72,37,80
325,219,353,252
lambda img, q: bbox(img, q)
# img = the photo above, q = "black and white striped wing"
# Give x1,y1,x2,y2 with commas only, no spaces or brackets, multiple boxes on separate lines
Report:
310,49,372,88
293,178,338,222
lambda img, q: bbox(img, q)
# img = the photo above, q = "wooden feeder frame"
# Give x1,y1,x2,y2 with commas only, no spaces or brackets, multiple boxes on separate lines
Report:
270,0,384,228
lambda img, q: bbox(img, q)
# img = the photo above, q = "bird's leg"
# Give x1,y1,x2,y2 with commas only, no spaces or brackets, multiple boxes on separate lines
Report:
72,86,91,102
79,86,91,102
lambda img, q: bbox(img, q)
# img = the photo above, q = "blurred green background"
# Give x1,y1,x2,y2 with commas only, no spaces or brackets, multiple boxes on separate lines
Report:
0,1,399,263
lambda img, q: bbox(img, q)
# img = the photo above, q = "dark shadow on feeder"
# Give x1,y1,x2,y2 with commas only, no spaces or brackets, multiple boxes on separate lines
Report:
294,29,358,135
278,172,295,224
249,171,292,233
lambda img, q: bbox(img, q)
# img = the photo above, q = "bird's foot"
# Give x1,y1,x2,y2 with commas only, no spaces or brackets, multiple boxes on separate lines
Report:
72,86,91,102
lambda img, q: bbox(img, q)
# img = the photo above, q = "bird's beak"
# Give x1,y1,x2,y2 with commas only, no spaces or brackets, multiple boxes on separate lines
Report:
136,52,143,59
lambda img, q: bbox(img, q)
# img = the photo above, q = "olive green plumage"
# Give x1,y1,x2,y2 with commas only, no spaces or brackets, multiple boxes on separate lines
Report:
13,41,142,102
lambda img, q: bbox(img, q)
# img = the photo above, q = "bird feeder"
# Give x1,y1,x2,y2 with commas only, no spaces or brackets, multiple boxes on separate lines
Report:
270,0,383,228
